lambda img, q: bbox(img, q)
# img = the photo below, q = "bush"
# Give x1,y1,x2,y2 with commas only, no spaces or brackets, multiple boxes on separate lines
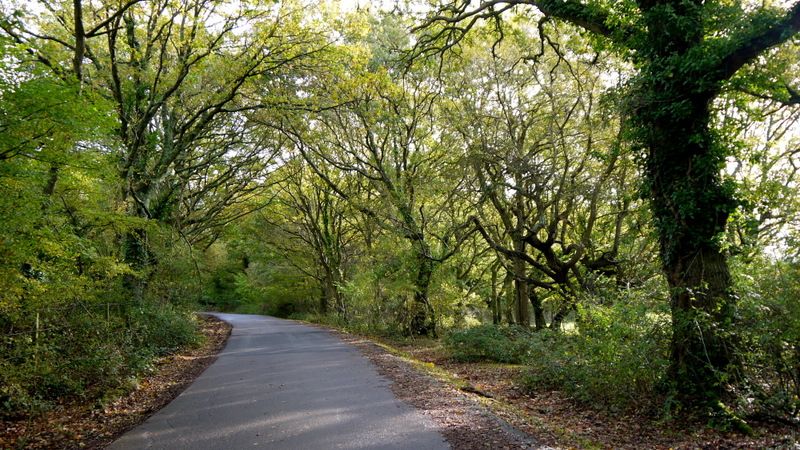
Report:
734,259,800,418
0,301,200,418
521,300,670,412
128,303,201,356
444,324,533,364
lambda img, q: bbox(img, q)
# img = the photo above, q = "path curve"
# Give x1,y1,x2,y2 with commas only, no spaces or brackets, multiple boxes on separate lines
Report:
110,313,449,449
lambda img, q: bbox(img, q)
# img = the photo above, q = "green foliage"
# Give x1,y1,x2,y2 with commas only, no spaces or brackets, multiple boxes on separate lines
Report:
0,63,204,419
734,258,800,417
0,303,199,418
146,228,208,307
444,325,532,364
2,0,799,427
197,236,319,317
336,237,417,335
442,294,671,412
521,300,670,412
128,304,201,356
0,65,114,162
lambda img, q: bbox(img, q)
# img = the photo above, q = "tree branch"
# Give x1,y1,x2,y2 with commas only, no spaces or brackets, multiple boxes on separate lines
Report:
736,83,800,106
715,2,800,82
413,0,624,59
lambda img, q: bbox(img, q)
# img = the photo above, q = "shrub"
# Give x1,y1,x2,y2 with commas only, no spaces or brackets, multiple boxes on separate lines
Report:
521,300,670,412
0,301,200,418
734,259,800,418
128,303,201,356
444,324,532,364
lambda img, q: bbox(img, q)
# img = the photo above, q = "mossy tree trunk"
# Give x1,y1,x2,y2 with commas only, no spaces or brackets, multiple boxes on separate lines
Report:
640,81,737,405
409,247,437,337
634,4,740,406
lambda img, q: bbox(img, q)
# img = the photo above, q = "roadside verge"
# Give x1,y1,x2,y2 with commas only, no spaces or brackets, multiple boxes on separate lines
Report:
0,315,231,449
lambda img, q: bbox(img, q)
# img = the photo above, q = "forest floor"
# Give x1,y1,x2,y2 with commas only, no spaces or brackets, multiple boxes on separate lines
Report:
312,324,800,449
0,314,231,450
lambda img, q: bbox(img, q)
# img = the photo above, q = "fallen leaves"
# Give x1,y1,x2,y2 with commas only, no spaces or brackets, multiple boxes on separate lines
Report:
389,338,800,449
316,329,546,449
311,326,800,449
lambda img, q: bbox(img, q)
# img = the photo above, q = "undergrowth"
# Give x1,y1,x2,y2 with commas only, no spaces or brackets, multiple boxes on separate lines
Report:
0,302,200,418
443,301,671,413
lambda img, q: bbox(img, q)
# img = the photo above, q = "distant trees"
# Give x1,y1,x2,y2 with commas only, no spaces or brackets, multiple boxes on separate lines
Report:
0,0,325,416
283,70,468,335
264,160,356,316
443,28,639,330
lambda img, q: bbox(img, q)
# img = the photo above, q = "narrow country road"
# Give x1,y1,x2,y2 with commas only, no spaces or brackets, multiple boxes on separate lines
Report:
109,313,449,449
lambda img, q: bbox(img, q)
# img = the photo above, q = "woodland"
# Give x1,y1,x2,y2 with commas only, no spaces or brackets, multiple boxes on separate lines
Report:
1,0,800,440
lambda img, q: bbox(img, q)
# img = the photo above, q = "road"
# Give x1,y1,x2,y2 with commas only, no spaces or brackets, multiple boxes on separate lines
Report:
109,313,449,449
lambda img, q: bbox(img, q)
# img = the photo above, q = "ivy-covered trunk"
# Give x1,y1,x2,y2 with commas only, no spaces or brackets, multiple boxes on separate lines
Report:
626,3,740,411
409,249,436,337
398,201,437,337
639,72,738,408
122,228,147,302
320,263,344,316
511,252,530,327
121,186,152,304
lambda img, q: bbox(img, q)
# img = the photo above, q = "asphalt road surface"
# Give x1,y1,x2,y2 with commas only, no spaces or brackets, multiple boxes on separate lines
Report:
109,313,449,449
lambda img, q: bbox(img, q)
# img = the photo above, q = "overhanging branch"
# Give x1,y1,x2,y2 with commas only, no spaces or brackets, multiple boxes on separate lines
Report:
412,0,626,59
715,2,800,82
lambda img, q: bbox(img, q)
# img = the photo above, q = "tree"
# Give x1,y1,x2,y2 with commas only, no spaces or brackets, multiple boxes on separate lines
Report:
283,72,470,336
0,37,118,308
416,0,800,413
718,93,800,260
265,160,356,316
442,24,636,330
3,0,325,300
272,12,476,335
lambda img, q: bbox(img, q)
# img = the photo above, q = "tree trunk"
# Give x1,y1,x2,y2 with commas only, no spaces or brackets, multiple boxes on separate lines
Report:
549,304,571,331
512,241,530,327
319,280,330,314
409,248,436,337
320,264,345,317
529,286,545,331
72,0,85,82
490,263,501,325
122,227,148,303
641,79,739,408
121,185,152,303
503,271,515,325
664,246,735,403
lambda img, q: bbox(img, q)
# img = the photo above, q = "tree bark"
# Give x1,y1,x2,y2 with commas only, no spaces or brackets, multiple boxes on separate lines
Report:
72,0,85,82
490,263,501,325
409,250,437,337
122,226,148,303
320,264,344,317
529,286,545,331
641,81,738,407
512,241,530,327
503,271,515,325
